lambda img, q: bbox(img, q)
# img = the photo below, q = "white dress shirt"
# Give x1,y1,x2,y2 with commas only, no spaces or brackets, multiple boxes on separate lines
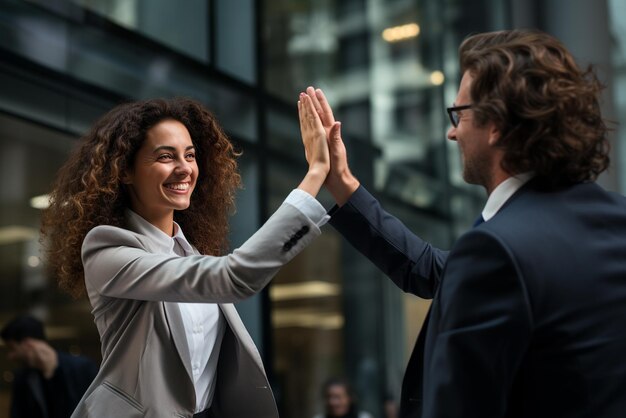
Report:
128,188,328,413
481,173,533,221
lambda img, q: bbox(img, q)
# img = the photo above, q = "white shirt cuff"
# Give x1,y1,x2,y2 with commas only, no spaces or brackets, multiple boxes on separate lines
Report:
284,189,330,227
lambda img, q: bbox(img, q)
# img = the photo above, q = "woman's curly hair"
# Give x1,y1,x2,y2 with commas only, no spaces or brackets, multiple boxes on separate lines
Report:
41,98,241,298
459,29,610,188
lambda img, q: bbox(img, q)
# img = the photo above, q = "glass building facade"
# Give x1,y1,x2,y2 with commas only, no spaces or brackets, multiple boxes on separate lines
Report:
0,0,623,417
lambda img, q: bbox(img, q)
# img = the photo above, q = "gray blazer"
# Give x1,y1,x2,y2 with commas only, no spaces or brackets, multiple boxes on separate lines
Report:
71,202,320,418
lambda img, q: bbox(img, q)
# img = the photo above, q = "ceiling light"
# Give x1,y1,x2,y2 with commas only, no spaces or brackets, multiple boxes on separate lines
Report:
430,70,445,86
27,256,41,267
30,194,50,209
382,23,420,43
272,309,344,330
0,226,38,245
270,281,341,301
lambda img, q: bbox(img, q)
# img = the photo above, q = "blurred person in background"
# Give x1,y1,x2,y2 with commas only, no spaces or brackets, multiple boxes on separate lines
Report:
1,315,98,418
313,377,374,418
383,394,398,418
40,96,330,418
300,28,626,418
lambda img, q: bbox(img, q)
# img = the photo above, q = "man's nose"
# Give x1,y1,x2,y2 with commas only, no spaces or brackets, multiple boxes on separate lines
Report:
447,126,457,141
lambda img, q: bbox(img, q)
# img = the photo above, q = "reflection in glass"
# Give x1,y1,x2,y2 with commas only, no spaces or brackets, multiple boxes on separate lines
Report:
264,0,452,213
267,161,346,418
71,0,209,62
0,113,101,416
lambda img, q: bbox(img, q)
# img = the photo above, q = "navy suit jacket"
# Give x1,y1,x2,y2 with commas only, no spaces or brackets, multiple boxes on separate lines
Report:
329,181,626,418
10,351,98,418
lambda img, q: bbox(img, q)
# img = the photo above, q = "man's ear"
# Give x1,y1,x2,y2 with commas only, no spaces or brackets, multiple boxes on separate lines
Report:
488,122,502,146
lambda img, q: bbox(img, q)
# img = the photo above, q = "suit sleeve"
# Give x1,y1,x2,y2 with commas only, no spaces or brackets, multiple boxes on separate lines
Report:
329,186,448,298
82,202,320,303
422,230,533,418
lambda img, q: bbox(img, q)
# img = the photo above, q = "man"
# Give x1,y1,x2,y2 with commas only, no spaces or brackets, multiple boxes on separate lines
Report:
301,30,626,417
1,315,98,418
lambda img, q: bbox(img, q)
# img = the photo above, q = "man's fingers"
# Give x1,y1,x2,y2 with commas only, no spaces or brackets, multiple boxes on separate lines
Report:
329,121,342,141
315,88,335,124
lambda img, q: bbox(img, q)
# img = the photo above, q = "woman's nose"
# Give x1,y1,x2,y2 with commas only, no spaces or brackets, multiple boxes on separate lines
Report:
175,159,193,175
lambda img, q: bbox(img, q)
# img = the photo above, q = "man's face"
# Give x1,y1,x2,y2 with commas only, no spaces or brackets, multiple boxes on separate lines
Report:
447,71,500,189
6,339,37,368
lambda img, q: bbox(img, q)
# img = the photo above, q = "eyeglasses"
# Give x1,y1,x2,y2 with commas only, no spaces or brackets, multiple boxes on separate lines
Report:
446,104,472,128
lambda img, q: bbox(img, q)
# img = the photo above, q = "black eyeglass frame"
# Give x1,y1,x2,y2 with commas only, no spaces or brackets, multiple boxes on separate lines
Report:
446,104,472,128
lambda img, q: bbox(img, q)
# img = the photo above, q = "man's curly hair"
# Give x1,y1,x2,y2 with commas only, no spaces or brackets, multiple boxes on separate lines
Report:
41,98,241,298
459,29,610,188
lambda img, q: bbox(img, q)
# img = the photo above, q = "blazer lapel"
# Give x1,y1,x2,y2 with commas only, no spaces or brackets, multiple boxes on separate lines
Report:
125,211,195,383
218,304,265,370
163,302,194,382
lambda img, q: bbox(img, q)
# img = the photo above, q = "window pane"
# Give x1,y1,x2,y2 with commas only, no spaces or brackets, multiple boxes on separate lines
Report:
263,0,458,214
0,113,101,415
216,0,256,83
267,161,348,418
72,0,209,62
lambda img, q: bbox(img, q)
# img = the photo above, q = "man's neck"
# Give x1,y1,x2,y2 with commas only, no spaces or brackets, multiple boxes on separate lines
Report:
481,173,534,221
484,169,513,196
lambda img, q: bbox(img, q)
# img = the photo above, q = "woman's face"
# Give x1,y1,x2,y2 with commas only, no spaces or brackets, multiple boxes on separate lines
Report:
325,384,351,417
124,119,198,227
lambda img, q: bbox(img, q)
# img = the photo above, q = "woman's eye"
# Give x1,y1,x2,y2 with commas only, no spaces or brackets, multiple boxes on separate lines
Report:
157,154,174,161
185,153,196,160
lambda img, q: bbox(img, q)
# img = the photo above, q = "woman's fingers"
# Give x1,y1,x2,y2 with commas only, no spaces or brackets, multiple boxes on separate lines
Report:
300,94,330,165
302,94,323,132
306,86,323,119
306,86,336,130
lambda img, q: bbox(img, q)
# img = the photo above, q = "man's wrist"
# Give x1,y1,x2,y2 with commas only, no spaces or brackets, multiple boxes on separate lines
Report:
327,170,360,206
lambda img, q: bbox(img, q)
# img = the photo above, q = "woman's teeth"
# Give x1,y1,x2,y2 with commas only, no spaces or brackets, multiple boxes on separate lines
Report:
165,183,189,190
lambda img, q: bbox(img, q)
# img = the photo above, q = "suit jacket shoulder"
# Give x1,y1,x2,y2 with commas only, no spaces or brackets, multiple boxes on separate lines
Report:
423,181,626,417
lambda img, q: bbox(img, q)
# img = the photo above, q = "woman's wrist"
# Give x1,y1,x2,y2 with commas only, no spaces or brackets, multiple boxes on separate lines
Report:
297,165,329,197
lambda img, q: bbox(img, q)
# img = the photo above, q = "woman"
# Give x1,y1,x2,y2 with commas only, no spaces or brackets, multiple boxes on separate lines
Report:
313,378,374,418
41,95,329,418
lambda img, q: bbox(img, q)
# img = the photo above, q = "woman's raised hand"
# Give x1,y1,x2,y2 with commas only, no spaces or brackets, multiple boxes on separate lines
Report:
296,90,330,197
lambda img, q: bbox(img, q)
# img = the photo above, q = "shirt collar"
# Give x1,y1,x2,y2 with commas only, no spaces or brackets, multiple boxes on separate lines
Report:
125,209,194,255
482,172,533,221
